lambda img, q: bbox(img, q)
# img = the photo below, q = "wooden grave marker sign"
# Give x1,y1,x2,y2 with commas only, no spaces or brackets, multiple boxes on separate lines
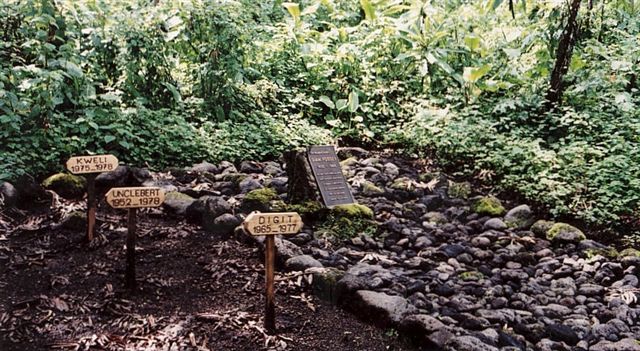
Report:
105,187,165,289
307,145,355,207
243,212,303,334
66,154,119,242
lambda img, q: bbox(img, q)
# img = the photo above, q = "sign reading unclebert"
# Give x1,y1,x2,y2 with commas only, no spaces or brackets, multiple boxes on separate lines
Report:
66,154,118,174
105,186,165,290
307,145,355,207
105,187,165,209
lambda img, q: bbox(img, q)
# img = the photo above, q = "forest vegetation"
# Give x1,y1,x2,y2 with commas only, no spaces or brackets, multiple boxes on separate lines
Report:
0,0,639,234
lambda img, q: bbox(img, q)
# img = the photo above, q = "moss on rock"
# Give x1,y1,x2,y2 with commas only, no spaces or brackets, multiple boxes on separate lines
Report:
448,181,472,199
472,196,505,216
244,187,278,204
340,157,358,168
331,204,374,219
584,247,619,259
222,173,248,184
165,191,195,202
459,271,484,281
390,177,413,191
362,181,384,196
546,223,586,242
531,220,555,237
620,248,640,257
286,201,324,216
42,173,86,199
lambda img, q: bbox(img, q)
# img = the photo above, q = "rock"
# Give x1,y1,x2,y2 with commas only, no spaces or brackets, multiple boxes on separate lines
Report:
242,188,278,212
238,177,262,194
42,173,86,199
362,181,384,196
203,213,241,237
546,223,586,243
483,218,507,231
0,181,18,208
130,167,152,184
191,161,219,173
353,290,417,325
95,165,129,189
285,255,323,271
265,177,288,194
448,181,472,199
383,162,400,179
218,161,237,174
186,196,231,224
420,194,444,211
57,211,86,231
445,336,499,351
590,338,640,351
472,196,505,216
263,162,283,176
307,267,344,303
531,220,555,237
275,237,303,262
163,191,195,215
440,244,466,257
578,283,604,296
424,211,448,225
337,147,369,160
14,174,49,202
546,324,579,345
504,204,534,229
400,314,446,334
239,161,262,174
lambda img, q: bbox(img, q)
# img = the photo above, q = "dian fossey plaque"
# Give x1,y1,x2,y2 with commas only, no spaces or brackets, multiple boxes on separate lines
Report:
307,145,355,207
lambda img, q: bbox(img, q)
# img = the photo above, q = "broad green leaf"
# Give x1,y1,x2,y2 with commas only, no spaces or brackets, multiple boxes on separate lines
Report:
326,119,341,127
301,2,320,16
88,121,99,130
360,0,376,21
319,95,335,109
336,99,347,111
463,65,491,83
503,48,521,58
104,135,116,143
59,60,83,78
348,91,359,113
282,2,301,21
464,35,481,52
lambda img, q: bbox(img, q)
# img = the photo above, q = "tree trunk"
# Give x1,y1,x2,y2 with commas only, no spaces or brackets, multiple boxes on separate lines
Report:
545,0,582,109
284,149,321,204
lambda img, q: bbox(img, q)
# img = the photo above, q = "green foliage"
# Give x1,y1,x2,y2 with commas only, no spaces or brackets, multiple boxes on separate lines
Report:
244,188,279,204
0,0,638,233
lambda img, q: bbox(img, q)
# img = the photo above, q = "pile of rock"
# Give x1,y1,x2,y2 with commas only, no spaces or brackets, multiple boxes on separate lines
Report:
4,151,639,351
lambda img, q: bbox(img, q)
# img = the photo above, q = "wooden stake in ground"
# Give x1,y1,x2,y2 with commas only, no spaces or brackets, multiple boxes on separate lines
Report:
105,187,165,289
243,212,303,335
66,154,119,242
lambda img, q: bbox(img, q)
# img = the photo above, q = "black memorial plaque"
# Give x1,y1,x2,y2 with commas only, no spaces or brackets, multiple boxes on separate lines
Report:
307,145,355,207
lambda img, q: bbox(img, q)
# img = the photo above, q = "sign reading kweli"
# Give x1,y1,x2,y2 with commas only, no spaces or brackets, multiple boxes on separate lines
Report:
307,145,355,207
105,187,165,209
66,154,118,174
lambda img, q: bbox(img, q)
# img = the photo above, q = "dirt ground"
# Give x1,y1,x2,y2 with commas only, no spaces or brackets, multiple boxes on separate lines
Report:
0,205,417,351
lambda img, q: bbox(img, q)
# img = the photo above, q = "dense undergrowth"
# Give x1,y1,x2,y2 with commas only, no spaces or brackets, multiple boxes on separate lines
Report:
0,0,638,233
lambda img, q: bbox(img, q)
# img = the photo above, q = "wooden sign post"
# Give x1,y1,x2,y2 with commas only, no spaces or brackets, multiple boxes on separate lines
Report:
243,212,303,334
105,187,165,289
66,154,119,242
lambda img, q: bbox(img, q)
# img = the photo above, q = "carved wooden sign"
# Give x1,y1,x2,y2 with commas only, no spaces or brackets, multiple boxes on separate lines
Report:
307,145,355,207
105,187,165,209
243,212,303,236
66,154,119,174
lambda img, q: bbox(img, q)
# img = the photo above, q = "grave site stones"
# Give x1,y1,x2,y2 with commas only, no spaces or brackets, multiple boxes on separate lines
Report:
66,154,119,241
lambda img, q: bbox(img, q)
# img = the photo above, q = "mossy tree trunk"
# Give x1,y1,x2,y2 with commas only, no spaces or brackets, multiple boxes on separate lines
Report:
284,149,320,204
